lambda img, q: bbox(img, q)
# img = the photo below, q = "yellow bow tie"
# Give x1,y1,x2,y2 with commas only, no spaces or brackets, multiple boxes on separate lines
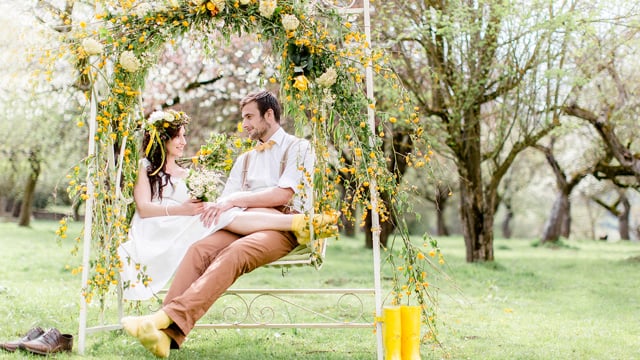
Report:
255,140,276,152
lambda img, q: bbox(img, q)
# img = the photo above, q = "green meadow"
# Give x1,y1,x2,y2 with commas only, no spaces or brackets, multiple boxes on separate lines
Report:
1,220,639,359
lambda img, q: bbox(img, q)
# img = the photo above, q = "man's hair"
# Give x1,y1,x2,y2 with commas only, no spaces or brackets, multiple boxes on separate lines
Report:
240,90,282,123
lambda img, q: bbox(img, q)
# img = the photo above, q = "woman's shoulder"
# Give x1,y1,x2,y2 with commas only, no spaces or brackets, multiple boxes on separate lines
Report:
139,158,152,168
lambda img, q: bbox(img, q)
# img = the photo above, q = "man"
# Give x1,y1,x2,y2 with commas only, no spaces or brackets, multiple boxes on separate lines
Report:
121,90,318,358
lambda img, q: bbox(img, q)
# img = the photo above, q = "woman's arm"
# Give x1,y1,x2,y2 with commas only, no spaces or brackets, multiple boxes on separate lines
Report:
133,160,204,218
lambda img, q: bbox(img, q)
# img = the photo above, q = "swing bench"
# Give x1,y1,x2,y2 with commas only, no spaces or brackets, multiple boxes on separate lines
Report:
81,233,374,336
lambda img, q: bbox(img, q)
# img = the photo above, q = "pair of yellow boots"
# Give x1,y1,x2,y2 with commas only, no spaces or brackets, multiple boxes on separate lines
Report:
383,305,421,360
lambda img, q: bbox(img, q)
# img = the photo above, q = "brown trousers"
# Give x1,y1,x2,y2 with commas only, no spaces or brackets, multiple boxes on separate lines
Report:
161,228,297,347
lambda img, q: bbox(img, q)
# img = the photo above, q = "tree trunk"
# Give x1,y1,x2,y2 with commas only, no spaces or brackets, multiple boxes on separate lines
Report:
341,212,356,237
618,193,630,240
72,200,82,221
501,202,514,239
18,149,42,227
541,192,569,243
12,200,21,218
434,185,450,236
592,190,631,241
457,107,494,262
560,199,571,238
435,208,449,237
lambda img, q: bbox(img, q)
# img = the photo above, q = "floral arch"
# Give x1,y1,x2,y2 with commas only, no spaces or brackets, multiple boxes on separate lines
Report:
55,0,443,354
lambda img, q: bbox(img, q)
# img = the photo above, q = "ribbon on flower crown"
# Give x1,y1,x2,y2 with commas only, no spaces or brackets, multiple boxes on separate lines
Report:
145,127,165,176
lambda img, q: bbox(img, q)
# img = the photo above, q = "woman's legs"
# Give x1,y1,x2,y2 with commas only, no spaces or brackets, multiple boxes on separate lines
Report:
223,208,293,234
223,208,339,244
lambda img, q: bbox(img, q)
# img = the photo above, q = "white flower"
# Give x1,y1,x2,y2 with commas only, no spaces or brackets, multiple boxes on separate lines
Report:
259,0,277,18
186,169,225,202
119,51,141,73
148,111,175,126
81,38,103,56
212,0,226,12
191,0,206,5
316,67,338,87
133,3,153,17
167,0,181,7
321,88,335,106
281,14,299,31
239,0,251,4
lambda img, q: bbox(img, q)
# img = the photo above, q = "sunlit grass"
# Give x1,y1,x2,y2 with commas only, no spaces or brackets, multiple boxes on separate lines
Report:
1,219,639,359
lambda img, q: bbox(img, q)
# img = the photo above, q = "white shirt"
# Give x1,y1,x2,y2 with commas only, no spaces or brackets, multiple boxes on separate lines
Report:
222,127,315,212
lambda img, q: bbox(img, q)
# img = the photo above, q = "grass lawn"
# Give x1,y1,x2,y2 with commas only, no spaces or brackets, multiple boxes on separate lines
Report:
1,219,639,359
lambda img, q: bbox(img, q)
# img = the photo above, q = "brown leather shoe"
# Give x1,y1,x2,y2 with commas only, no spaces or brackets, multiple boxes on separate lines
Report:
0,327,45,352
22,328,73,355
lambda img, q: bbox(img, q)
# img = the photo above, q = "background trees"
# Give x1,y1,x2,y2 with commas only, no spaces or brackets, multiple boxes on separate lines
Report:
1,0,639,252
373,0,580,261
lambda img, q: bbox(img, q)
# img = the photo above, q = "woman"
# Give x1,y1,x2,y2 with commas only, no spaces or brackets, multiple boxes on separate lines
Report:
118,110,336,301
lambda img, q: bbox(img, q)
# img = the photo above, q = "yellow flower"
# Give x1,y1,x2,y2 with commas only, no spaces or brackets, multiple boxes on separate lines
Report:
293,75,309,91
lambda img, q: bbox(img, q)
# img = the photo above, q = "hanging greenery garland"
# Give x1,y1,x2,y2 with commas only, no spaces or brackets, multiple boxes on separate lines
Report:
50,0,444,339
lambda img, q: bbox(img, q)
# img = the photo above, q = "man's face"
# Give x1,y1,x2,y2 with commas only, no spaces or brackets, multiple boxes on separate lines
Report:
241,101,272,142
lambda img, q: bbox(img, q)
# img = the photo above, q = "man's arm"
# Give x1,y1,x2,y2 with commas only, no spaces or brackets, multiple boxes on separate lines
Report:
200,187,293,227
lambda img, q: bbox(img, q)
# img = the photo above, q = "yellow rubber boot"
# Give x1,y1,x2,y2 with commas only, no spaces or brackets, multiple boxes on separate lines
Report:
383,306,402,360
400,305,421,360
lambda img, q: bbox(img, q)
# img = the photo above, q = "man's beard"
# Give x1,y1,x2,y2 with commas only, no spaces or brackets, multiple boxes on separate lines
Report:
250,118,270,141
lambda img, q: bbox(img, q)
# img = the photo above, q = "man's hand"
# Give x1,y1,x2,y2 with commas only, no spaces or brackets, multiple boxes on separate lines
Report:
200,200,234,228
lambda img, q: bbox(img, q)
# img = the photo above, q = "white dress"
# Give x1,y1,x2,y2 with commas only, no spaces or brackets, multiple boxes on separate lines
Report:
117,175,241,301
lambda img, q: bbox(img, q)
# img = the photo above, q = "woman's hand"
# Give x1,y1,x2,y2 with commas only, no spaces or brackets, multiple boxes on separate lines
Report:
181,199,205,216
200,200,234,228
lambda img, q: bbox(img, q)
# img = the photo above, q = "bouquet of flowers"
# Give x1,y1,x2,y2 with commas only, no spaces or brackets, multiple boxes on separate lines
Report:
184,132,253,201
185,168,225,202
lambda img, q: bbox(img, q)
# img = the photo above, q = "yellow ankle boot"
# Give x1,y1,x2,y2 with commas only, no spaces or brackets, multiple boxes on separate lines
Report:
292,214,339,244
400,305,421,360
383,306,402,360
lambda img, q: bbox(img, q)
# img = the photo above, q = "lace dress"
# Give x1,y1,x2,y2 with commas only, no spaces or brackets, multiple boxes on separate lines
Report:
117,174,241,301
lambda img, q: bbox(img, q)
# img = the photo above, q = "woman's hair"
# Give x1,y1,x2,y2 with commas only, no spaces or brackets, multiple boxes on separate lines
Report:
240,90,282,123
141,110,190,200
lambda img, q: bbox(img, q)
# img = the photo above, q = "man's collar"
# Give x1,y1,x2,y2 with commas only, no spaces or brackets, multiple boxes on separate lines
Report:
262,127,285,146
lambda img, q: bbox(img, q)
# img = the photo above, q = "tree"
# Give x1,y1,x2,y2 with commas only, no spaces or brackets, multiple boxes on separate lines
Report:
0,0,84,226
561,2,640,186
592,188,631,240
536,137,593,243
375,0,575,261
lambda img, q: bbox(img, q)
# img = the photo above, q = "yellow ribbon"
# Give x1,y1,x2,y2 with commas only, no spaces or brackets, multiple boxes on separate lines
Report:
145,128,165,176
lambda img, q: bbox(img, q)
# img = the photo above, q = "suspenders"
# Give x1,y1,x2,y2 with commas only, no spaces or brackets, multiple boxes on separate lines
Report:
240,138,301,191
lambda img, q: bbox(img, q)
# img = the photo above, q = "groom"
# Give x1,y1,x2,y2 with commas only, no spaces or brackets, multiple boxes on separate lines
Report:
121,90,316,357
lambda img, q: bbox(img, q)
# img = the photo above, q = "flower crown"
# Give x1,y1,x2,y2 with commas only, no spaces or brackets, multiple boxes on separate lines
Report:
143,109,190,176
145,109,190,132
